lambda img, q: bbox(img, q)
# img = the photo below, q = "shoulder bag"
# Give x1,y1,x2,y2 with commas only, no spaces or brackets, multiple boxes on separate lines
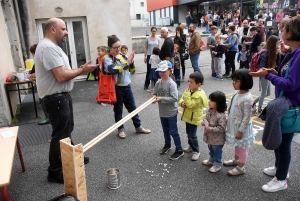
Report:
181,49,189,60
280,58,300,133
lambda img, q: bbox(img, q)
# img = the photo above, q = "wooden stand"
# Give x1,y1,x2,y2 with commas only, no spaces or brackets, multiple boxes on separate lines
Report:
60,138,87,201
60,97,155,200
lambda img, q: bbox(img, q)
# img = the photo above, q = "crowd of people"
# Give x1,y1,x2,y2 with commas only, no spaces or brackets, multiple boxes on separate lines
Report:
28,12,300,196
140,12,300,193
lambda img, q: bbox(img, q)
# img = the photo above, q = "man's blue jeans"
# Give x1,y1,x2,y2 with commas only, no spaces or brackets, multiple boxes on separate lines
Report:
205,23,210,33
275,133,294,180
190,53,201,72
114,85,141,132
160,115,183,151
186,123,199,152
208,144,224,168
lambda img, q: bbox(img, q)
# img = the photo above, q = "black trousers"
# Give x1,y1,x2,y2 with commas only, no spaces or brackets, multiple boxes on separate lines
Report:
43,93,74,175
180,53,186,77
239,60,249,69
144,55,151,89
225,51,237,75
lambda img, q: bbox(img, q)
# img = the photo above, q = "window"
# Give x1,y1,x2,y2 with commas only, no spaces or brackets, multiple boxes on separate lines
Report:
141,2,144,7
136,14,141,19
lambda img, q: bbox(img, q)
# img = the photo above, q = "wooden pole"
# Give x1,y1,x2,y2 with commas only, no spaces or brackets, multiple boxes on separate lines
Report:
60,97,155,200
83,97,155,152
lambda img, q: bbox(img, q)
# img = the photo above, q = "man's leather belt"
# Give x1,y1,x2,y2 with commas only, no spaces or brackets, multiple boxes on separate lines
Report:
43,92,69,100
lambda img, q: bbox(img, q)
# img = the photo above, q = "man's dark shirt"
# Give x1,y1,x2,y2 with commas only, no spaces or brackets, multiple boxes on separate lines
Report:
186,14,193,23
159,37,174,60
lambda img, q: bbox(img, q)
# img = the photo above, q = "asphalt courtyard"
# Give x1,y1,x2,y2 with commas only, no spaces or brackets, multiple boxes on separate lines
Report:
5,50,300,201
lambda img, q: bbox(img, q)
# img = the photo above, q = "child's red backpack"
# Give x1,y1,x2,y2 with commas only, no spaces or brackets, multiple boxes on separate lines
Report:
250,49,266,72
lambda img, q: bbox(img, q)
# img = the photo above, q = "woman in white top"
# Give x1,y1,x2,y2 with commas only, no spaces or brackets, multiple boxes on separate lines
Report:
144,27,161,90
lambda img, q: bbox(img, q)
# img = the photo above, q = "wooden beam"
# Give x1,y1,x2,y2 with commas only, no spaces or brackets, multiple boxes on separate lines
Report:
83,97,155,152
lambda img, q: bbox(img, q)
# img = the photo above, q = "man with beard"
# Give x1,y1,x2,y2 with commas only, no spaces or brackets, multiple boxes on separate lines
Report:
188,24,201,72
34,18,97,184
238,20,253,51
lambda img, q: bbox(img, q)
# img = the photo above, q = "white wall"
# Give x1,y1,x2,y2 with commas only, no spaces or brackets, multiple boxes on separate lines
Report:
130,0,149,20
25,0,132,62
166,7,170,17
150,11,154,26
0,8,18,126
155,10,161,26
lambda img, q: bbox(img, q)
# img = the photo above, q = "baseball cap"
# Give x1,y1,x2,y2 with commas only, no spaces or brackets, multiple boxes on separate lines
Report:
155,60,173,72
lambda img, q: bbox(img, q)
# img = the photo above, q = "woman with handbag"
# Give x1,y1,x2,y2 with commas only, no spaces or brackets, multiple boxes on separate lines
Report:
174,26,187,82
103,35,151,139
250,17,300,193
144,27,161,90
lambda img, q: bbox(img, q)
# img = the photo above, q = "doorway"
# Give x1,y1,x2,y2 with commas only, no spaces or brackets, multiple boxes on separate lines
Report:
36,17,90,79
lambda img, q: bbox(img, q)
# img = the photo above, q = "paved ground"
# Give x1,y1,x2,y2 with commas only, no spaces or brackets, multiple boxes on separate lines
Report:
5,50,300,201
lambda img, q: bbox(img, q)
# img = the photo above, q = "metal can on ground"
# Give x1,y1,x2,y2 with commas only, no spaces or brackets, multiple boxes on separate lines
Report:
107,168,121,189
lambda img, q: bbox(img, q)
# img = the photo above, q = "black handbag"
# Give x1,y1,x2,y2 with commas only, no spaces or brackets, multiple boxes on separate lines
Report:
181,50,189,60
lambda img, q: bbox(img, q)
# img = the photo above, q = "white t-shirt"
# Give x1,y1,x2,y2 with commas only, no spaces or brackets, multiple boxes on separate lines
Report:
35,39,73,98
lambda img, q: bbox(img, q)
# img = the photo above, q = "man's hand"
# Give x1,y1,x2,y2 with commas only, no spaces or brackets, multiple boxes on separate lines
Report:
181,102,187,109
81,60,98,74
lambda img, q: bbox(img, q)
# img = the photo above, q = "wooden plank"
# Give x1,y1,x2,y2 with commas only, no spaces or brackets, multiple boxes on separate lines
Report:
60,138,87,201
0,127,19,187
83,97,155,152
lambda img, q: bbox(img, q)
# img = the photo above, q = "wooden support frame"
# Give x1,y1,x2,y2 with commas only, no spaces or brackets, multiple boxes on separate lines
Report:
60,97,155,200
60,138,87,201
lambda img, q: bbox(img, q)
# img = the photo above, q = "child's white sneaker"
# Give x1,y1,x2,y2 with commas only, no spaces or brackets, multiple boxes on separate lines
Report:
227,166,245,176
262,177,287,192
223,159,239,166
263,166,290,179
202,159,213,166
209,166,221,173
191,152,200,161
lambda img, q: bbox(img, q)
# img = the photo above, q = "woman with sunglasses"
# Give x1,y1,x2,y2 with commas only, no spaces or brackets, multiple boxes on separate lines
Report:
103,35,151,139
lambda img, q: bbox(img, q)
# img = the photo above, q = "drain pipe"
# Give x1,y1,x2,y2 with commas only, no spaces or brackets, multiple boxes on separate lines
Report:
13,0,27,59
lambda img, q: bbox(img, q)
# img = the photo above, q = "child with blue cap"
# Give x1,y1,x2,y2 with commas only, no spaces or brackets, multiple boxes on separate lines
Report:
152,60,184,160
